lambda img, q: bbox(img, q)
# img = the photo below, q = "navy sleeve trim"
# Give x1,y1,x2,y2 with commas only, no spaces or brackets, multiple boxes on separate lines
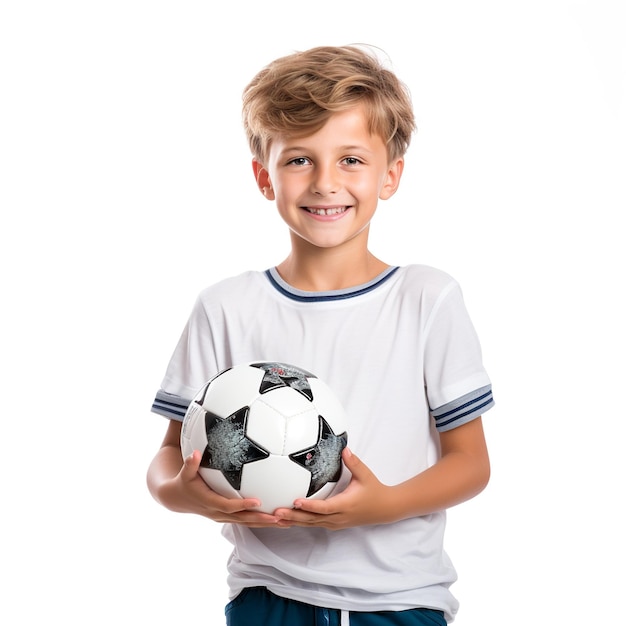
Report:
431,385,494,432
151,390,191,422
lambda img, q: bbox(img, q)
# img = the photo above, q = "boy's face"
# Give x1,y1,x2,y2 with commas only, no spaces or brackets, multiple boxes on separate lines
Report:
252,105,404,253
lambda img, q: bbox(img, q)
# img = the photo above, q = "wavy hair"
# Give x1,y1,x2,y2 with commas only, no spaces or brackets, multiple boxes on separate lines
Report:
242,45,416,164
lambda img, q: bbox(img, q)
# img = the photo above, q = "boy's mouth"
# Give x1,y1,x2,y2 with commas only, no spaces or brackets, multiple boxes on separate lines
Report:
303,206,349,216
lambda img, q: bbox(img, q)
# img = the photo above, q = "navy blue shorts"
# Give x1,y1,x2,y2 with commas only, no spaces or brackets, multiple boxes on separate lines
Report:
225,587,447,625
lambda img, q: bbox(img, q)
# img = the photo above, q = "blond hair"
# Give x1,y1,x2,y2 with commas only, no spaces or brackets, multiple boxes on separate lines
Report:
242,45,416,164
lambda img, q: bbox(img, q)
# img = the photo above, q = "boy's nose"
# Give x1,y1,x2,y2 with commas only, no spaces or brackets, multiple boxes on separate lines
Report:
310,166,339,195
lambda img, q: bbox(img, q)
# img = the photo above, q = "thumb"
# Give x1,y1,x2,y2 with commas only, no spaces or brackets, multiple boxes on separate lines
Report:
342,448,380,490
181,449,202,480
342,447,366,476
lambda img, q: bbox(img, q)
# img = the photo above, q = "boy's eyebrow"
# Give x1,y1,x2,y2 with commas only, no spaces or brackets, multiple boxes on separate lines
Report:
279,144,374,155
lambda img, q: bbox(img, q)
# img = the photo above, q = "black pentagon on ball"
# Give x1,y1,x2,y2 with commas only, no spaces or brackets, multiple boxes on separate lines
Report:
289,415,348,497
199,406,269,491
250,361,316,401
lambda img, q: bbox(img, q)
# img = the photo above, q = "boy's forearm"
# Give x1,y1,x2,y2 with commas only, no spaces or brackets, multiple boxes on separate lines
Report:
377,417,490,521
388,449,490,521
146,444,184,508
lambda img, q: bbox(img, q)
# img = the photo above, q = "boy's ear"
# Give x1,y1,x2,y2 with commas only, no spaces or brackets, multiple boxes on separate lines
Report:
379,158,404,200
252,159,275,200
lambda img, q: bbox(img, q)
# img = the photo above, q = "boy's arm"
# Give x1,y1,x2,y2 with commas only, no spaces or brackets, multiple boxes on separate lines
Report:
390,416,490,518
274,417,490,529
147,419,281,527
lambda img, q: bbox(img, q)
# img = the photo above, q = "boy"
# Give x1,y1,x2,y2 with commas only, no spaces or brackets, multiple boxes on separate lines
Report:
147,45,494,625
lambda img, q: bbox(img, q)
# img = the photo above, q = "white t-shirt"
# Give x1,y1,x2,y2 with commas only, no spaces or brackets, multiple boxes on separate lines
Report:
152,265,494,622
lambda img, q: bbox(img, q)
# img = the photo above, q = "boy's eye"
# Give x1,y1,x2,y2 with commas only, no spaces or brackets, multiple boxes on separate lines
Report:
288,157,310,166
342,157,362,166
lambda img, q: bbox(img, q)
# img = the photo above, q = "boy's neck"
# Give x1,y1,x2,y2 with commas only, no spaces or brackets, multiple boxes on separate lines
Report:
275,248,390,292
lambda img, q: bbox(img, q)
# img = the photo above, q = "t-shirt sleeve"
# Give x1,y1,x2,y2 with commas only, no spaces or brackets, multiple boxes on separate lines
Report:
423,281,494,432
150,294,222,421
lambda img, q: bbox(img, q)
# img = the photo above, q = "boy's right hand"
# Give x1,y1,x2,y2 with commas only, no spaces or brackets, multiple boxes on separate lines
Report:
172,450,281,527
148,419,281,527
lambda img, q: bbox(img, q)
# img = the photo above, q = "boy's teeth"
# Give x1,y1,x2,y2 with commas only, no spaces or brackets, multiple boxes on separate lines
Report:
308,207,346,215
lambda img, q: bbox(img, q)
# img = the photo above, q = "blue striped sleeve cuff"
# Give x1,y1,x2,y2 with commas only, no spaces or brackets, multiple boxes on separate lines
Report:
431,385,494,432
151,390,191,421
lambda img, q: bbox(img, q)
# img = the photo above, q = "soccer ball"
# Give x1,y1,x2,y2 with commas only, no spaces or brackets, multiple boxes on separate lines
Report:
181,361,349,514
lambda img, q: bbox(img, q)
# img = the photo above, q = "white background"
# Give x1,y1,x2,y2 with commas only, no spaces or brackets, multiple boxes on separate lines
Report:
1,1,624,624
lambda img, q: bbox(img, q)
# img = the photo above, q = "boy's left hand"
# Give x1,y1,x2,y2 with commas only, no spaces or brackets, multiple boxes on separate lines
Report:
273,417,490,530
273,447,393,530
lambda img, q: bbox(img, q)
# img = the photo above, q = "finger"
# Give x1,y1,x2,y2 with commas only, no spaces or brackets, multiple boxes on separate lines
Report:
274,508,318,524
226,506,280,525
275,498,336,522
274,507,339,529
223,496,264,514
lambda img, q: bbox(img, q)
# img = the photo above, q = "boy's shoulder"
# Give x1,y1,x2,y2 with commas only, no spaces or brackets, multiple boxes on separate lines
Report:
190,270,265,311
399,263,458,291
197,270,263,295
392,264,463,311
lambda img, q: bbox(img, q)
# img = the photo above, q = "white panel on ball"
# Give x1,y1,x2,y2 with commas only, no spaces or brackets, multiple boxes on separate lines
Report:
241,456,312,511
203,365,265,416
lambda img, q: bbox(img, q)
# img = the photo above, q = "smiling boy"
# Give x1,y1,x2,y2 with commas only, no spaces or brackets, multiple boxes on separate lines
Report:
253,105,401,290
147,45,494,625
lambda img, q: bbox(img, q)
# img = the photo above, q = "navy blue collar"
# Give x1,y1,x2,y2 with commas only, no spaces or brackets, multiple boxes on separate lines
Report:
265,266,399,303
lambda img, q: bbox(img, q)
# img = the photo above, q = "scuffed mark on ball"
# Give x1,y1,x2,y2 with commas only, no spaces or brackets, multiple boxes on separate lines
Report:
289,415,348,496
200,407,269,490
